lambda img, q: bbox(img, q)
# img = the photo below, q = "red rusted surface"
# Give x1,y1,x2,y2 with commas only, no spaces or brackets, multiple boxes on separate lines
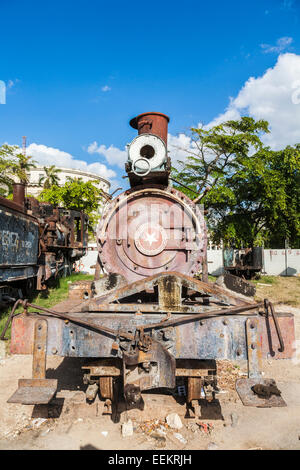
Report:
10,308,296,360
10,315,34,355
97,186,207,283
13,183,25,207
130,112,170,145
260,312,296,359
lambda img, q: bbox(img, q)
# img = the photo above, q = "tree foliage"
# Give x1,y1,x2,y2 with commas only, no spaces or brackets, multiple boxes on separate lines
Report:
0,144,37,195
39,165,61,189
173,117,300,248
39,178,103,231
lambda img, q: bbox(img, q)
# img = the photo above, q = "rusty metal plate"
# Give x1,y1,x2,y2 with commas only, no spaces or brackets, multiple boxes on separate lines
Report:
32,319,47,379
236,378,287,407
10,314,35,355
246,318,262,379
7,378,58,404
10,310,295,362
82,358,122,376
97,187,206,283
99,377,114,400
259,312,295,359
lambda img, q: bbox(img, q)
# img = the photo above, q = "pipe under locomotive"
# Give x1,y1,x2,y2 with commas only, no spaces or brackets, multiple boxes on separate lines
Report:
5,112,296,414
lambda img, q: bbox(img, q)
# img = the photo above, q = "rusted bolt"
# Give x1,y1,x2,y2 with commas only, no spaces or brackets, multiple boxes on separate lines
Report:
223,320,228,326
220,333,224,338
111,341,119,351
64,319,69,324
116,239,122,245
163,329,172,340
200,321,204,326
51,347,57,355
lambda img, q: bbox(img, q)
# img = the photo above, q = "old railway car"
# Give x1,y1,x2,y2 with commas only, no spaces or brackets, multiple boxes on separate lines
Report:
0,183,88,304
5,112,296,416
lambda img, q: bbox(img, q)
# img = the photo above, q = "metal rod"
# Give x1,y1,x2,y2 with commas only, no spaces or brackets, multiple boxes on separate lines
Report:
0,299,23,340
265,299,285,352
141,302,264,331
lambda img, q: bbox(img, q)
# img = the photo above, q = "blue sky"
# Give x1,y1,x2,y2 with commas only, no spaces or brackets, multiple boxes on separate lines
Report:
1,0,300,189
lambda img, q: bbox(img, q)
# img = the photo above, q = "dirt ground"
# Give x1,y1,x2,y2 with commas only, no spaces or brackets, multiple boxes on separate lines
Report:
0,303,299,451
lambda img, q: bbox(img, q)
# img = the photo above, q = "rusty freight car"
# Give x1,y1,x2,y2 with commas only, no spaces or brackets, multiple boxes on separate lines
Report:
0,182,88,304
3,112,296,416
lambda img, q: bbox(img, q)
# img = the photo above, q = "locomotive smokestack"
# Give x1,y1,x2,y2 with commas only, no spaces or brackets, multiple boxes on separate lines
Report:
130,112,170,146
13,183,25,207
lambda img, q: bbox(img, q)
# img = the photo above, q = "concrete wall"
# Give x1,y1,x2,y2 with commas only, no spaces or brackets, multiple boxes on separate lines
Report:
207,247,300,277
77,246,300,277
74,244,98,274
263,249,300,276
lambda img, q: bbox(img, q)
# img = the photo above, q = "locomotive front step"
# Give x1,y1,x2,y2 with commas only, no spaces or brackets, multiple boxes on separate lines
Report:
7,378,58,405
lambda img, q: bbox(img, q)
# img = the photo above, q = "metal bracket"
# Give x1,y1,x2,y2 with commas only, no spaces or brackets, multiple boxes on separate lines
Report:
32,319,48,379
246,318,262,379
7,319,57,405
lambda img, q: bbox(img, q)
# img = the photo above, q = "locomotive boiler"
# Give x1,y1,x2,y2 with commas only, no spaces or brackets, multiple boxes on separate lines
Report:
5,112,295,416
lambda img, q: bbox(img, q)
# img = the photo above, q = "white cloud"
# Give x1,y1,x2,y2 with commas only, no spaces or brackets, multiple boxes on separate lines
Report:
261,36,293,54
101,85,111,92
26,143,116,180
87,141,127,168
19,53,300,185
204,53,300,149
167,132,196,168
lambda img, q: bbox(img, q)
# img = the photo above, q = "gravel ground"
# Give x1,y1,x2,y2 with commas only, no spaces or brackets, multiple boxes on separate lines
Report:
0,304,299,451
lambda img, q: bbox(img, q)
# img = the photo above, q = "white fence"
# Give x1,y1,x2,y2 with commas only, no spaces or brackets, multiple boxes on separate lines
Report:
76,245,300,277
207,247,300,277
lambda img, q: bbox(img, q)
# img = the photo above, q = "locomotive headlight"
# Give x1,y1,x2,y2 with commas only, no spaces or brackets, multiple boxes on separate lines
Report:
128,133,167,175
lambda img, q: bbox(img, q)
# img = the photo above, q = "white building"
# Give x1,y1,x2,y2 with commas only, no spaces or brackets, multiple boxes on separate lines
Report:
26,166,110,198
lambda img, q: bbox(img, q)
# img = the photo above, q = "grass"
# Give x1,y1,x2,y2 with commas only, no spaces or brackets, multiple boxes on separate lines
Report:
252,275,278,285
254,275,300,306
208,272,300,306
0,273,94,341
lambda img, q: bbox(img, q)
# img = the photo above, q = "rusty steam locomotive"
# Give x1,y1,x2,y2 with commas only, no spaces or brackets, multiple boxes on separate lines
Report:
4,112,295,415
0,183,88,304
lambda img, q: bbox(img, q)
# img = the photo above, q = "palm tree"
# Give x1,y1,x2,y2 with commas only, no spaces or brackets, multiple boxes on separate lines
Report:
13,152,37,184
39,165,62,189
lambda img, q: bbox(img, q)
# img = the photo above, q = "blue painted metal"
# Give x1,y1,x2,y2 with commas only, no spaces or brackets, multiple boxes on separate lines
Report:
32,313,250,360
0,202,39,282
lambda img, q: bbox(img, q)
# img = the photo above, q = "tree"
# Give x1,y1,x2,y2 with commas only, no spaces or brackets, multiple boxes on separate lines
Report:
173,118,300,248
39,165,61,189
0,143,37,194
0,144,16,196
39,178,103,232
13,153,37,184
